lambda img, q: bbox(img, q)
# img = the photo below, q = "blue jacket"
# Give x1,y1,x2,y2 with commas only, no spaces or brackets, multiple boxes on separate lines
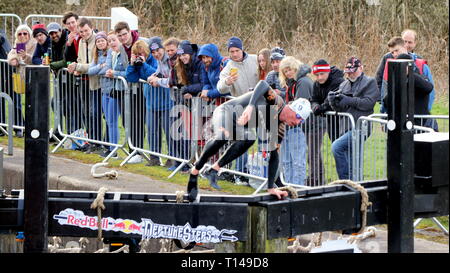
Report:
110,47,129,91
197,43,229,98
181,44,203,96
125,54,173,111
32,36,51,65
88,49,111,93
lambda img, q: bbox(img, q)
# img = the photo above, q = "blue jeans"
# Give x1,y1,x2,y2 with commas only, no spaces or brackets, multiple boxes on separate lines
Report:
146,109,175,159
281,127,307,185
331,130,353,180
102,93,121,151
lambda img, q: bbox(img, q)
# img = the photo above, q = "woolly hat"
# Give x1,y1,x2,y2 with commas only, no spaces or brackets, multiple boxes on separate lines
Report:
149,36,163,51
227,36,243,51
32,23,48,38
95,31,108,42
177,40,194,55
312,59,331,74
270,47,285,60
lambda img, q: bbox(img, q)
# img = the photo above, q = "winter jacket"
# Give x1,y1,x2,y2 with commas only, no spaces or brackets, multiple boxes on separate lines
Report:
265,70,286,98
0,30,12,59
75,31,97,90
180,44,203,96
32,36,51,65
109,46,129,91
284,64,314,130
329,73,379,132
87,49,110,93
197,43,229,98
7,38,37,79
49,29,69,71
217,52,259,97
311,66,345,115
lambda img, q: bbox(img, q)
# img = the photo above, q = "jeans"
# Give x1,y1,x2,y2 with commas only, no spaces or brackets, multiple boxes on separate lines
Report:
146,108,175,159
102,93,121,151
281,127,307,185
331,130,353,180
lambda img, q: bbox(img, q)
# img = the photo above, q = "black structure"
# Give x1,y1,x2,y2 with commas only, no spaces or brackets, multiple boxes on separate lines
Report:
23,65,50,253
0,61,448,253
386,60,415,253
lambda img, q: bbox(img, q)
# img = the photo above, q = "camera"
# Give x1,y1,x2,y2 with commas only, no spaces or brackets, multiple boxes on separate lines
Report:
134,56,144,66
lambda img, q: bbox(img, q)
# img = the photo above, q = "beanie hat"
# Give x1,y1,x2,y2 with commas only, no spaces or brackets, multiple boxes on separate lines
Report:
149,36,163,51
270,47,285,60
312,59,331,74
227,36,243,51
32,23,48,38
95,31,108,42
177,40,194,55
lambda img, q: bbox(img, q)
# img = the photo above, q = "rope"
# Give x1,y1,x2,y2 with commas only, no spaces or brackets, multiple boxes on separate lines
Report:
90,187,108,242
288,233,322,253
91,162,119,179
329,180,372,234
347,227,377,244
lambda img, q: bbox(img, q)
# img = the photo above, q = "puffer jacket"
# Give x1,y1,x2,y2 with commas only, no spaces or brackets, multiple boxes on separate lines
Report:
197,43,229,98
217,52,259,97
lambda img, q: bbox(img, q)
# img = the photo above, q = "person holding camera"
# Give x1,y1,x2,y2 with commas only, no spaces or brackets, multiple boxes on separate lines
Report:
144,36,177,168
125,39,158,164
327,57,379,180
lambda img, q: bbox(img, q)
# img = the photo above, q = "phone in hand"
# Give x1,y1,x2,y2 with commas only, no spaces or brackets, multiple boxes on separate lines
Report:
16,43,26,53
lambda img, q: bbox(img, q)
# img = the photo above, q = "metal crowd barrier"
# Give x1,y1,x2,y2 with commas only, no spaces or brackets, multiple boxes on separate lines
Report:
24,14,111,32
353,113,449,182
51,68,130,162
0,59,25,139
0,13,22,43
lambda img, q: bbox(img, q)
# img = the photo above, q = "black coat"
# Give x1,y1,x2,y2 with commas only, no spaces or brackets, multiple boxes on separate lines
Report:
311,66,345,115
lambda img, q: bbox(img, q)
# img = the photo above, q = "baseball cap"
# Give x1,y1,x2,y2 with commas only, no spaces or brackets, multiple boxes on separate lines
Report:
47,22,62,34
344,57,362,73
289,98,311,121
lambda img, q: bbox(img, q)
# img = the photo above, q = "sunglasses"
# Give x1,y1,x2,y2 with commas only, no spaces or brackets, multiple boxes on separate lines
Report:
18,32,29,36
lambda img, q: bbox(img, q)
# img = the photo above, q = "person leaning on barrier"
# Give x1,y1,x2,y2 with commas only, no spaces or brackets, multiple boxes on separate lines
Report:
125,39,158,164
62,11,80,64
31,23,51,65
311,59,345,142
146,37,178,168
4,25,34,137
197,43,229,101
327,57,379,180
265,47,287,98
278,56,313,186
186,80,312,201
171,40,204,172
309,59,345,185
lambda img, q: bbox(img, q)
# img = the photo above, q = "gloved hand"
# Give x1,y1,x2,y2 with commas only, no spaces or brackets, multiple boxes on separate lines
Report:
337,94,356,107
312,104,325,116
327,91,337,102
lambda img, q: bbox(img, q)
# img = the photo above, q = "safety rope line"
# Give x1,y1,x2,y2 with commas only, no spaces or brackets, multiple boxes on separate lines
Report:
90,187,108,242
329,179,372,234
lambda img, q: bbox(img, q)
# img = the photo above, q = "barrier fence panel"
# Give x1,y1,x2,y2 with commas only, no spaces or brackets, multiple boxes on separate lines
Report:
0,59,25,136
52,68,129,161
24,14,111,33
0,13,22,44
353,113,449,182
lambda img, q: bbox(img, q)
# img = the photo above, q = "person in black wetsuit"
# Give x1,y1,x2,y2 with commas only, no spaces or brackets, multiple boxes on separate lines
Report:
187,80,311,201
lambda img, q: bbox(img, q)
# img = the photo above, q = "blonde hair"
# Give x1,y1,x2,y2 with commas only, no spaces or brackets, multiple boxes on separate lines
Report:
278,56,303,87
131,40,150,59
257,48,271,80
